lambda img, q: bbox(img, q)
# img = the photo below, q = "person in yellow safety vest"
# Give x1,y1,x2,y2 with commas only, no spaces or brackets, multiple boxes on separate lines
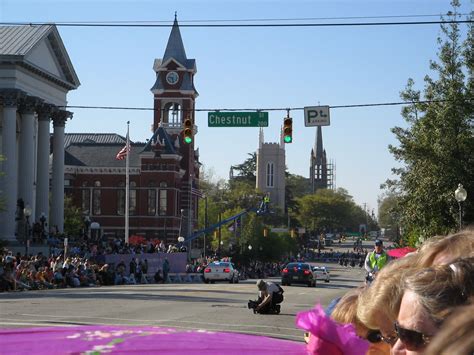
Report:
364,239,390,282
258,193,270,214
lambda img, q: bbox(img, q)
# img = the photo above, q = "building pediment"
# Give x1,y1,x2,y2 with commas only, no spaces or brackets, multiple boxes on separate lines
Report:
0,25,80,90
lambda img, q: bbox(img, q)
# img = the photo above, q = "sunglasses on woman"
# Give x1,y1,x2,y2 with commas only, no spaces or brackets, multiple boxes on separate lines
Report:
394,322,432,350
365,330,397,345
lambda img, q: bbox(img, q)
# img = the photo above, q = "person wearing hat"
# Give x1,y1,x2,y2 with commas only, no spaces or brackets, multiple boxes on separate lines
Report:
254,279,284,314
364,239,390,283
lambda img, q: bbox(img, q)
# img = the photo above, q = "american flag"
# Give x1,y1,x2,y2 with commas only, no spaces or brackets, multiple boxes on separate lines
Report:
116,133,130,160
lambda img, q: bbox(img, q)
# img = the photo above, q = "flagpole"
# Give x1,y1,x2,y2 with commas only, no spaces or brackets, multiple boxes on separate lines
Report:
125,121,130,245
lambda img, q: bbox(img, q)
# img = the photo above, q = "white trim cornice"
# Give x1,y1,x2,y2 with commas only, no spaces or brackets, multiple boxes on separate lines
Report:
161,154,182,161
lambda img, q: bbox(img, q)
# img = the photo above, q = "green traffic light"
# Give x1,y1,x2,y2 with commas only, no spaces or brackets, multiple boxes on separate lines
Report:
284,135,292,143
184,137,193,144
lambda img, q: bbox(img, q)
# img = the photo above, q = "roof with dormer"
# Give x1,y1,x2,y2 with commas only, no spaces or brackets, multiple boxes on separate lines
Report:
142,126,178,155
0,25,80,90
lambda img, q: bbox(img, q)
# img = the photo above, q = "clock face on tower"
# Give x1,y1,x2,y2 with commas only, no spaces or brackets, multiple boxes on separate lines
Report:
166,71,179,85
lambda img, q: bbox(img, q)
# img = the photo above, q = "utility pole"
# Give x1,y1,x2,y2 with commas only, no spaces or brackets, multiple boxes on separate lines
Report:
363,203,369,235
204,195,208,259
218,211,222,257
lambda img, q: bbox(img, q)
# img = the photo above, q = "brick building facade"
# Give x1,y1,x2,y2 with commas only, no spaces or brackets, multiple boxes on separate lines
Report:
64,18,200,243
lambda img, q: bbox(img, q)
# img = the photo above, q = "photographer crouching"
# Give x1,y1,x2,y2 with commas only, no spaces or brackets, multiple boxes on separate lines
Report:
248,279,284,314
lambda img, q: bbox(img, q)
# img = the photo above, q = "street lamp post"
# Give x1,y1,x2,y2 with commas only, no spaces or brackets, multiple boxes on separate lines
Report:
23,205,32,257
179,208,185,240
454,184,467,230
39,212,46,243
83,215,91,240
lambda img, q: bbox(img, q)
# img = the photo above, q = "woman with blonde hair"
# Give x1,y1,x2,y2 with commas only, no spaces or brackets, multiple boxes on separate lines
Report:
356,253,418,343
392,257,474,355
332,286,391,355
416,227,474,266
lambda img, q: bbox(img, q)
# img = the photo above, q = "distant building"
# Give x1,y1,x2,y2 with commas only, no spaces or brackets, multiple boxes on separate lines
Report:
309,126,335,192
256,128,286,211
64,17,200,242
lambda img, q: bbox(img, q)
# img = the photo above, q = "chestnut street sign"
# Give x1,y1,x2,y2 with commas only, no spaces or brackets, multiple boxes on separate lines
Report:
208,112,269,127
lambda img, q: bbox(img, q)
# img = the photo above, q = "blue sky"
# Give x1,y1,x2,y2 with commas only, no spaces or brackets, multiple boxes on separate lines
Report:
2,0,471,215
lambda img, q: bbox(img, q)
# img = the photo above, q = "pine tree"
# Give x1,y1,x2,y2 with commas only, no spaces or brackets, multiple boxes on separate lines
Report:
385,1,473,241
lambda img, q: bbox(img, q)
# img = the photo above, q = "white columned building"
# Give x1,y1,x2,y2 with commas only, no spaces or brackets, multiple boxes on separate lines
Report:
0,25,80,244
35,106,52,223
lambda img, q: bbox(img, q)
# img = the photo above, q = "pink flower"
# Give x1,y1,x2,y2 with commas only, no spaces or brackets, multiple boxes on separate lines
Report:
296,304,369,355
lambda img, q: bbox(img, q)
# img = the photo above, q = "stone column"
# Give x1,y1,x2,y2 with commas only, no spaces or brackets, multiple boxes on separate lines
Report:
18,97,41,218
0,90,22,241
35,104,52,224
50,110,71,234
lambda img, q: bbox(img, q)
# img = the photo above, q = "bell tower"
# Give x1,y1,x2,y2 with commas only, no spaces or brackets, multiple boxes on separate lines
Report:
149,15,200,239
151,14,198,132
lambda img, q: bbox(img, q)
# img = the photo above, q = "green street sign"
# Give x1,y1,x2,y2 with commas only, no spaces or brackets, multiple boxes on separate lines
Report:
208,112,269,127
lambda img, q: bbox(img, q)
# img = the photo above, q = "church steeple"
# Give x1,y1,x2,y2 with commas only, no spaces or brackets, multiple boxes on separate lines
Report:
163,15,187,65
310,126,328,193
314,126,324,164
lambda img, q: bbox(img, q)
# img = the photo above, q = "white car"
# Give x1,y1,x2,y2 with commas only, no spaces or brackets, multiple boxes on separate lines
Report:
312,266,330,283
203,261,239,284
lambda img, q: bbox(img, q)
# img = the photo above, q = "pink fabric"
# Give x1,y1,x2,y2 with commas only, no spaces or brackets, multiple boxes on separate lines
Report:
296,304,369,355
387,247,417,259
0,325,307,354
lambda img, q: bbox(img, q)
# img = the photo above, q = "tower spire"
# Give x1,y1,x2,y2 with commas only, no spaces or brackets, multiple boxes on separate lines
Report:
163,14,187,65
315,126,323,164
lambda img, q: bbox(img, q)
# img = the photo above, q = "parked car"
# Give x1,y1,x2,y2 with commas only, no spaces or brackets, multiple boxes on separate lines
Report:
203,261,239,283
281,262,316,287
312,266,330,282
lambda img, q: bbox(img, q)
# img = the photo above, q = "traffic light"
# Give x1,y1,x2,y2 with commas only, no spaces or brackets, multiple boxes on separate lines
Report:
283,117,293,143
183,117,193,144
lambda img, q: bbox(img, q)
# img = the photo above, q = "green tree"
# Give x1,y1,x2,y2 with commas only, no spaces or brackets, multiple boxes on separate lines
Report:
231,152,256,183
64,195,83,238
295,189,354,232
285,173,311,212
384,3,473,242
377,193,400,229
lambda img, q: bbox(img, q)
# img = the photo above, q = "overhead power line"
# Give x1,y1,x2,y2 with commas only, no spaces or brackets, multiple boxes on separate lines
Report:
61,99,468,113
1,19,472,28
1,13,470,24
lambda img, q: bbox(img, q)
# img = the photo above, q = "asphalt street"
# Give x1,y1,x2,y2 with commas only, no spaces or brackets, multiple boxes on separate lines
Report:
0,262,366,342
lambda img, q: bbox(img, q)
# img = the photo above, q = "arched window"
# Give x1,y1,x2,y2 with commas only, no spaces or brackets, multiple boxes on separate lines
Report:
163,102,181,126
93,181,101,215
159,182,168,216
129,181,137,215
148,181,157,215
81,181,90,213
266,162,274,188
117,182,125,215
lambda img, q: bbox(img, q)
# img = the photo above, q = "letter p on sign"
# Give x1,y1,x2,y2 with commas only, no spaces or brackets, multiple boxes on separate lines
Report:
304,106,330,126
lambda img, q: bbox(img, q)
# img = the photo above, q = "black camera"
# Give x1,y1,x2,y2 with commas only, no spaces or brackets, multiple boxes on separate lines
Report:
248,300,259,313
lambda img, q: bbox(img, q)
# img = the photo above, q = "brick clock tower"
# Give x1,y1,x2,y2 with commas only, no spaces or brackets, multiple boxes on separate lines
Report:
149,16,200,240
61,17,200,244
